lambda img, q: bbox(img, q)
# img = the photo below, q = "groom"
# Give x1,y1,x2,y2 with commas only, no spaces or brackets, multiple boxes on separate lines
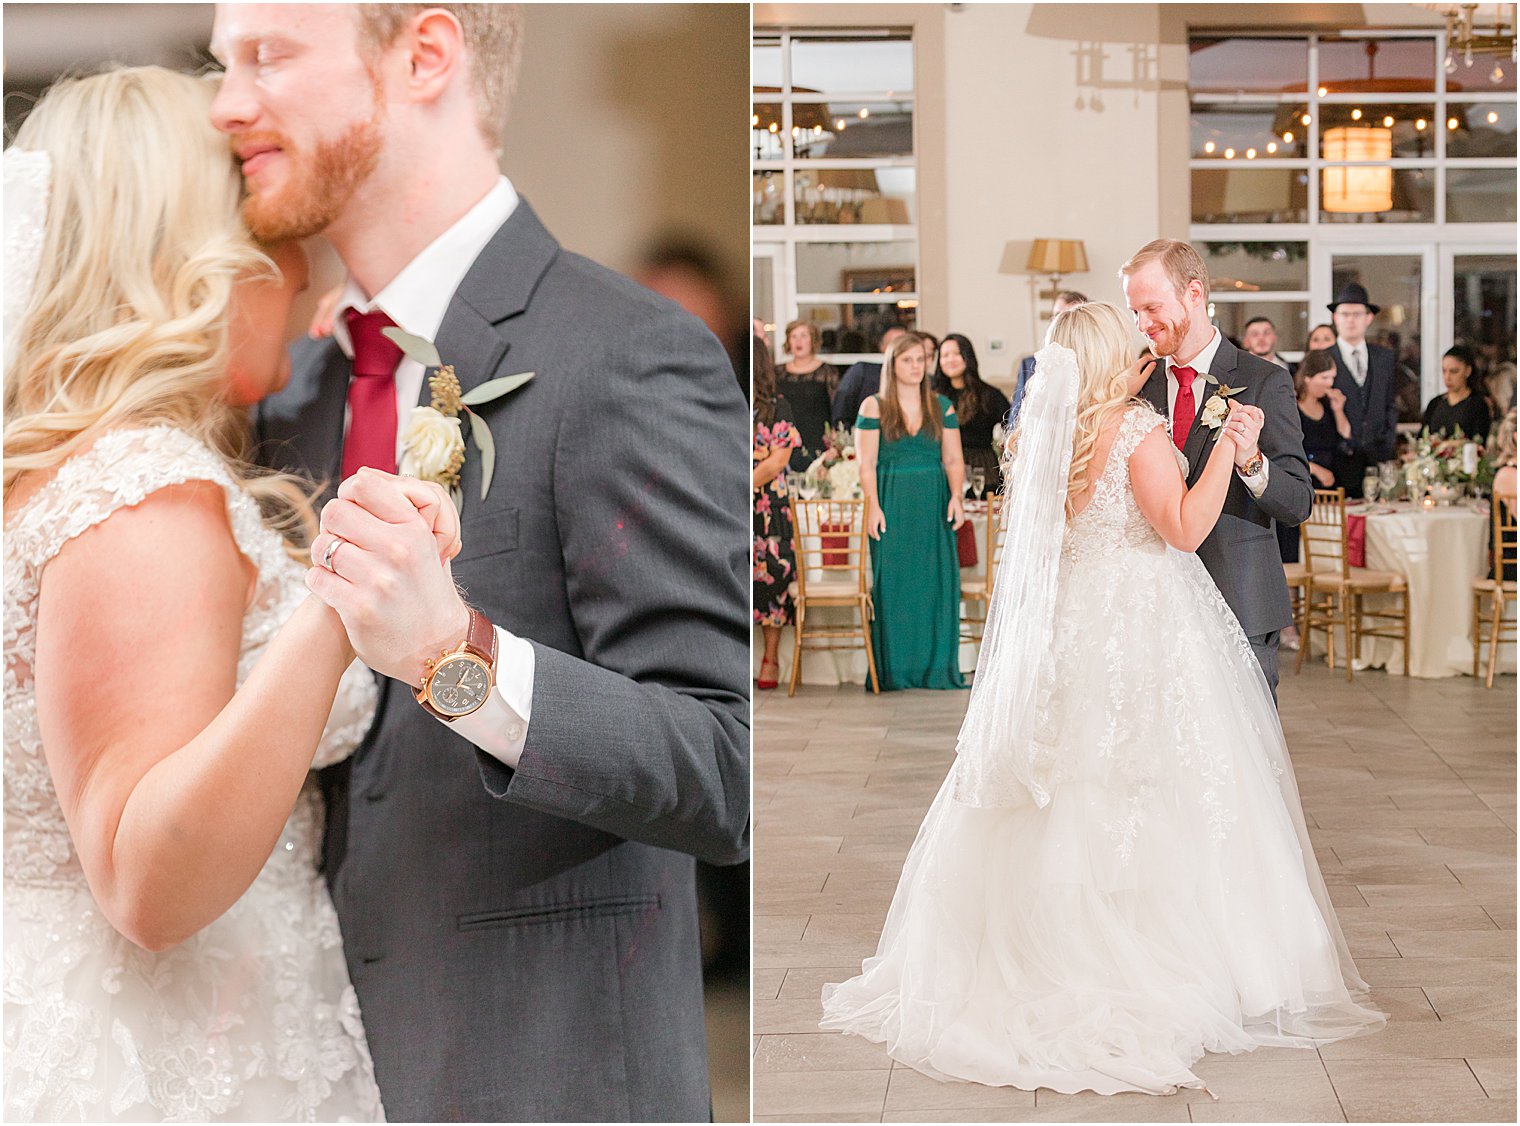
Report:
1121,239,1313,695
211,5,749,1121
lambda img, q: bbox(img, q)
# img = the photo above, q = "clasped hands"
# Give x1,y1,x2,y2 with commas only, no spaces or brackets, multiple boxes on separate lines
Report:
305,468,470,688
1220,400,1265,469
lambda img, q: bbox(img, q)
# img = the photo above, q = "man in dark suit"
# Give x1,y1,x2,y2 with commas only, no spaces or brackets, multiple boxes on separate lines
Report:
1009,289,1088,428
1121,240,1313,695
212,5,747,1121
831,324,905,425
1327,282,1400,497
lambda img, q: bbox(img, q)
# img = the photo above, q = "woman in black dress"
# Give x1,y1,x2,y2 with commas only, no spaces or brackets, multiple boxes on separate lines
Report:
776,319,841,470
1278,349,1356,563
1423,345,1493,441
933,334,1010,495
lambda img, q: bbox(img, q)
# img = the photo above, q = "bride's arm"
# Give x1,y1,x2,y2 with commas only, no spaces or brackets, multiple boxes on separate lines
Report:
34,480,353,953
1130,426,1239,552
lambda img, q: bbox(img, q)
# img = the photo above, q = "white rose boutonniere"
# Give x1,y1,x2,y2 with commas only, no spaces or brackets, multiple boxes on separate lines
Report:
381,327,535,511
1197,377,1245,439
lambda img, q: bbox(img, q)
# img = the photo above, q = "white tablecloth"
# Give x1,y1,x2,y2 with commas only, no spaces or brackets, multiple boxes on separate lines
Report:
753,507,991,686
1347,501,1515,679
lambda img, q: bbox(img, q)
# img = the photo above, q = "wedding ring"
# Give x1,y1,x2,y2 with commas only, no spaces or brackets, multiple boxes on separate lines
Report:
321,536,345,573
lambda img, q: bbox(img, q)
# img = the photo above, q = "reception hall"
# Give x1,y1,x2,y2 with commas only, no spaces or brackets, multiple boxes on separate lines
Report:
750,3,1516,1122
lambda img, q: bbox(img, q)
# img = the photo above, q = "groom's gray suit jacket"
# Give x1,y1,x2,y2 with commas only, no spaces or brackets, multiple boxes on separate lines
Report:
1141,335,1313,641
255,200,750,1122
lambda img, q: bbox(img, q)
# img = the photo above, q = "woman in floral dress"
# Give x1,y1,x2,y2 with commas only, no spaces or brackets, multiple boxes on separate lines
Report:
754,337,802,690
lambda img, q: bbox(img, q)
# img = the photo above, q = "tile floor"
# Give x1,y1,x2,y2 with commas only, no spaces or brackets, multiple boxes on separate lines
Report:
752,664,1516,1123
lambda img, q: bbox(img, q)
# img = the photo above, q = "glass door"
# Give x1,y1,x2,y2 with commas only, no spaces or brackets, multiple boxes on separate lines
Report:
752,243,785,362
1441,246,1518,419
1312,243,1437,422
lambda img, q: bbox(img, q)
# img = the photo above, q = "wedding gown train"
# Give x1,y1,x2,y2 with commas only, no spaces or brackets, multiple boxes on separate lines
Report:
820,403,1385,1096
4,427,385,1121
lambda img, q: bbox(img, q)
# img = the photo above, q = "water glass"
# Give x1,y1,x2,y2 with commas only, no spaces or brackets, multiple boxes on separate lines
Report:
970,469,987,501
1362,471,1381,505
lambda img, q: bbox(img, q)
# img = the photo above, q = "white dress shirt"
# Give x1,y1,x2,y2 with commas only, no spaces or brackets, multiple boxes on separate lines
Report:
1336,337,1369,387
330,175,534,766
1164,328,1269,496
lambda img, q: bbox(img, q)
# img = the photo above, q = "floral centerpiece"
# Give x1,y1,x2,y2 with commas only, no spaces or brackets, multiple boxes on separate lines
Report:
1410,426,1495,497
796,422,862,499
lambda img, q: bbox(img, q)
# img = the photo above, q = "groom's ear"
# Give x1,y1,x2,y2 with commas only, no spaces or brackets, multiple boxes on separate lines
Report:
404,8,466,106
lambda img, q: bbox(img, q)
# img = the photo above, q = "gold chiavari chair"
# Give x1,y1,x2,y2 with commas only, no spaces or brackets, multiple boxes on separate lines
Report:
1296,487,1410,682
960,496,1006,654
788,497,879,696
1473,490,1517,688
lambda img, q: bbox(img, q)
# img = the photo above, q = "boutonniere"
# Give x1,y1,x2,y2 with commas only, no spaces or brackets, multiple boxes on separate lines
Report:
1197,376,1245,437
382,327,534,511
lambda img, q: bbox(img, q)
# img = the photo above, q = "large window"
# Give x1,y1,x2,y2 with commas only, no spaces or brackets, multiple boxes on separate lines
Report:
753,29,918,362
1188,31,1516,415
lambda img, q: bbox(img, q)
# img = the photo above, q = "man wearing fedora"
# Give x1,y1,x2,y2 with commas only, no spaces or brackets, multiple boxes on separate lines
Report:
1328,282,1399,498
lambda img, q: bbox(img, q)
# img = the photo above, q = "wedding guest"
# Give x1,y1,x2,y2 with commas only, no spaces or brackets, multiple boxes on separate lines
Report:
777,319,840,470
1011,290,1087,426
635,238,744,388
832,324,906,426
752,335,800,692
1278,349,1357,563
1494,407,1517,498
1305,323,1337,353
1328,283,1399,498
857,332,966,691
1483,351,1516,418
1423,345,1493,440
920,331,940,377
1242,316,1288,370
934,334,1010,494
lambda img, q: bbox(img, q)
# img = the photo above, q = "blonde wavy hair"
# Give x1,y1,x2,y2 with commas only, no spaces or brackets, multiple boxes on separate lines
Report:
1047,301,1144,517
3,66,317,551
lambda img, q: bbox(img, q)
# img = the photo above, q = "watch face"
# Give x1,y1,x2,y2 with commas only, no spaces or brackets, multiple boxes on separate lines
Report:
428,656,491,717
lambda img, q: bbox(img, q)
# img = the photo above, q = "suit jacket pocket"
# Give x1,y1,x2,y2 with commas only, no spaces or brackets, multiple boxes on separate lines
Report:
457,894,662,931
455,505,519,563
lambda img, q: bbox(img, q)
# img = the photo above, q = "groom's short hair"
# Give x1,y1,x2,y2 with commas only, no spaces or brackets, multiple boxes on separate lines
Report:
355,4,524,149
1120,239,1211,301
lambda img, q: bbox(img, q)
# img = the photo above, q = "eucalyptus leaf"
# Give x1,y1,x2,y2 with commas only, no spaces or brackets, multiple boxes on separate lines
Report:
460,372,535,407
467,409,496,502
380,326,442,369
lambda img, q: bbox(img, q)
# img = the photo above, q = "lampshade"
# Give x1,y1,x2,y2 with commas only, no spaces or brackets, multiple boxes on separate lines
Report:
1322,126,1393,213
1026,238,1089,275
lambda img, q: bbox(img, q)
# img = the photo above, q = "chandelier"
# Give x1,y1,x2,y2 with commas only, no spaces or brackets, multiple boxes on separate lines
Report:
1425,3,1517,80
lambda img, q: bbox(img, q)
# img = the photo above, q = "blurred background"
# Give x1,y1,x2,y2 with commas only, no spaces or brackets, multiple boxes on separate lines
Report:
4,3,749,1120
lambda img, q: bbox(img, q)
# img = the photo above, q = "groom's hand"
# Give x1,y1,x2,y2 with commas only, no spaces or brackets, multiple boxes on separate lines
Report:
306,469,471,686
1225,402,1264,468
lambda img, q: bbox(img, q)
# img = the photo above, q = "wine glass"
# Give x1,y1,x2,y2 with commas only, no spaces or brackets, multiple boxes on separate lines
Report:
1379,462,1400,502
1362,470,1381,505
970,468,987,502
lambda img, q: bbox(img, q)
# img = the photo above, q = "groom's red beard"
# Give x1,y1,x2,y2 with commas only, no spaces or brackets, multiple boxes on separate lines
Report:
239,115,384,243
1145,313,1190,359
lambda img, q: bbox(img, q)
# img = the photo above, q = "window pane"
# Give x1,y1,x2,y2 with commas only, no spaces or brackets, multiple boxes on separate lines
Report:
1320,167,1434,223
1318,37,1435,93
1316,104,1438,158
1453,255,1518,373
1448,102,1518,158
1191,102,1308,159
1208,301,1310,353
796,241,917,295
795,166,916,225
1189,37,1308,95
790,36,914,96
793,101,913,159
798,301,917,355
753,171,783,225
752,40,782,89
1196,242,1309,292
1192,168,1308,223
1447,52,1516,93
752,103,783,161
1447,168,1518,223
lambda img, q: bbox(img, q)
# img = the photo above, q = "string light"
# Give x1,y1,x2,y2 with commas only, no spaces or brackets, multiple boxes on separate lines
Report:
1284,131,1295,143
1383,115,1394,127
835,118,846,130
1488,111,1500,124
1301,113,1312,126
1351,108,1363,121
1204,141,1216,153
1416,118,1428,130
769,122,778,133
1267,141,1278,153
1246,147,1257,158
1224,147,1236,159
1317,86,1327,97
858,107,870,119
751,114,759,127
1448,116,1460,130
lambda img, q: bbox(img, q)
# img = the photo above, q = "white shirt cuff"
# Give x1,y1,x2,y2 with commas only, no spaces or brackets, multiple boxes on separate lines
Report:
1237,456,1270,497
436,627,534,767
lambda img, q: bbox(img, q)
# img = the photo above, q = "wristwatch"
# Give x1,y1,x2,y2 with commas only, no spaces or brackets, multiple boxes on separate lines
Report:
415,607,498,721
1238,451,1266,477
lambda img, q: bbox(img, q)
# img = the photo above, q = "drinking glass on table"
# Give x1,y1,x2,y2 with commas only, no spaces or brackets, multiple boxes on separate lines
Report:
970,468,986,501
1363,470,1381,505
1379,462,1401,502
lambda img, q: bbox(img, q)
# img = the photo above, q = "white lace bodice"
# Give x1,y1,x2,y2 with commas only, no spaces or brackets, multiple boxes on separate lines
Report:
1062,402,1171,568
3,426,383,1121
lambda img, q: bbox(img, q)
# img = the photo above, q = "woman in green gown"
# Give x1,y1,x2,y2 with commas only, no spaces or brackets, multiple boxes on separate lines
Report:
857,332,968,690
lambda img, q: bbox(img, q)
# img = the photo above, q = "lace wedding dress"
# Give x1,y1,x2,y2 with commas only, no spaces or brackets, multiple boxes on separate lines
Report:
4,427,385,1122
821,401,1385,1096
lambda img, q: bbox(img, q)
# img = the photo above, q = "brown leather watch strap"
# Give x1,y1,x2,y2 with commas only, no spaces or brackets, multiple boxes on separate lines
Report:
463,607,497,664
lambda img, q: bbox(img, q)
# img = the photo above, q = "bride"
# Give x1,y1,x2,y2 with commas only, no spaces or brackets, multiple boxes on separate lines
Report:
4,68,450,1121
820,301,1384,1096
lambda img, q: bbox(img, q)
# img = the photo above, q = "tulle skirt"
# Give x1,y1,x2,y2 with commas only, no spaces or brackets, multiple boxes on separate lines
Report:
820,542,1385,1095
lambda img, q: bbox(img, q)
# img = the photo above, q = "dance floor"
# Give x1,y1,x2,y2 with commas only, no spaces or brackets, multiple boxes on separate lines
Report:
752,664,1517,1123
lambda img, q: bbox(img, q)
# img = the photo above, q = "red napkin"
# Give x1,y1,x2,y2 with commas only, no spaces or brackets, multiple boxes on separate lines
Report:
820,521,849,567
1346,514,1366,568
956,519,979,568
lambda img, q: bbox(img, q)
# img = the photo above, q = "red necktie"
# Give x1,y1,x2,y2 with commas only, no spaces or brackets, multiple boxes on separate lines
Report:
341,309,403,479
1171,364,1196,452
